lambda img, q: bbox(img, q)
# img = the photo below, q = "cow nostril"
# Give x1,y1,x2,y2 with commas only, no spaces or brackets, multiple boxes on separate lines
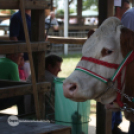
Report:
69,83,77,91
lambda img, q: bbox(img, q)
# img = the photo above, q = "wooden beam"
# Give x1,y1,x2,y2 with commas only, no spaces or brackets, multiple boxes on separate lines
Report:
58,25,97,31
0,82,51,99
0,35,9,40
0,80,29,87
0,42,50,54
0,15,11,20
57,15,98,18
0,35,87,45
0,25,98,35
0,26,9,30
48,36,87,45
0,0,51,9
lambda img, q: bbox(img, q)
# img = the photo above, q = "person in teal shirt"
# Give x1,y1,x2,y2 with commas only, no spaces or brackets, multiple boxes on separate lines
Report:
0,53,25,115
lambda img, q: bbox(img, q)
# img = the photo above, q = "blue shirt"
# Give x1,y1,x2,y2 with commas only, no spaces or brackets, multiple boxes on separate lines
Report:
45,16,58,30
10,11,31,41
121,7,134,32
9,11,31,60
112,111,122,129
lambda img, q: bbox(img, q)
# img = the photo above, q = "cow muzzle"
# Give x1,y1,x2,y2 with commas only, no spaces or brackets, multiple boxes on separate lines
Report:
63,82,78,98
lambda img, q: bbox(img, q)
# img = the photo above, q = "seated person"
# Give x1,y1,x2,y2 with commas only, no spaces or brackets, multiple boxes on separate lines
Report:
26,54,63,114
0,53,25,115
45,54,63,104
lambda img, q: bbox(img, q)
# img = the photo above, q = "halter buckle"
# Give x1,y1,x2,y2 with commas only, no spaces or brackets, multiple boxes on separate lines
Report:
120,103,127,111
106,79,114,91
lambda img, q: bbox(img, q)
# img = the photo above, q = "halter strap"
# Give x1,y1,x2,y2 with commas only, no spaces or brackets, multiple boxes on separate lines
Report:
111,51,134,81
81,57,119,69
75,50,134,108
76,66,108,83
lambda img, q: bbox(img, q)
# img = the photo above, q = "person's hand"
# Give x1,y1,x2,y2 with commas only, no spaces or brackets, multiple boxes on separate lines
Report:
53,25,59,30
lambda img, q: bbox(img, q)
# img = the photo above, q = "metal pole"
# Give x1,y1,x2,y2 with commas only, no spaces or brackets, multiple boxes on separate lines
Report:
64,0,68,55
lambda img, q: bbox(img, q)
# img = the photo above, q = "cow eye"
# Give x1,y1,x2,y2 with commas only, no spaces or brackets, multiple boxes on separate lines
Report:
107,50,113,54
101,48,113,57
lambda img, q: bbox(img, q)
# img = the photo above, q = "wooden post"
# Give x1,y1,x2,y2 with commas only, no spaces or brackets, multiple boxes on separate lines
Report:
19,0,41,119
77,0,83,25
96,0,113,134
96,102,106,134
107,0,114,17
98,0,107,25
31,8,46,119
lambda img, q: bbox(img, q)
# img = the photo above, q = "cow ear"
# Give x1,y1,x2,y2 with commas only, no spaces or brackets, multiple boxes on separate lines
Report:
120,27,134,57
87,30,95,38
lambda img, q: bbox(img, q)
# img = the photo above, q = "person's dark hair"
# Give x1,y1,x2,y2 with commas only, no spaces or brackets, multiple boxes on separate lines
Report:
121,0,130,8
45,55,63,69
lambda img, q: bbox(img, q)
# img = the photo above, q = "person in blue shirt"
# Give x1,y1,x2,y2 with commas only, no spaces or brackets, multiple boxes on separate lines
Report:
9,10,31,114
10,10,31,41
9,9,31,61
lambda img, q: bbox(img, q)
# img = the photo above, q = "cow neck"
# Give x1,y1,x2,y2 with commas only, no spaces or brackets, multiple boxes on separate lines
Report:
75,50,134,108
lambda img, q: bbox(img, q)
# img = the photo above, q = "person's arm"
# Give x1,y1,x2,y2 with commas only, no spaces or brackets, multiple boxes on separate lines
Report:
53,18,59,30
10,63,20,81
9,14,20,41
121,12,134,31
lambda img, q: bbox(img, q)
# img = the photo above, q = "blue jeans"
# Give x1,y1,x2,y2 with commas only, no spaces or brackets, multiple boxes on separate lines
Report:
112,111,122,129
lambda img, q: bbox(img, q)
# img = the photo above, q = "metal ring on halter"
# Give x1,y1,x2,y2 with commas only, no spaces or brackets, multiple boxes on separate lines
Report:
106,79,114,91
120,103,127,111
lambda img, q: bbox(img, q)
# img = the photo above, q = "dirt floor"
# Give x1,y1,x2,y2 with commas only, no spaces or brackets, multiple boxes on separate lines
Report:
89,114,129,134
0,106,130,134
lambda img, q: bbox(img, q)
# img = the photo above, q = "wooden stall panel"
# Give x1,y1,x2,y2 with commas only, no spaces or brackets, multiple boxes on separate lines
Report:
0,42,49,54
0,82,50,99
0,116,71,134
0,0,51,9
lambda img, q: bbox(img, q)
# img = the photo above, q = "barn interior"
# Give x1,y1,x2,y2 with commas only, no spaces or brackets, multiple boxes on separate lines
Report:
0,0,133,134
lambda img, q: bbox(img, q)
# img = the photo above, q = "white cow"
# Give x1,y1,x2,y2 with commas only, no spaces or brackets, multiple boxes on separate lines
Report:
63,17,134,121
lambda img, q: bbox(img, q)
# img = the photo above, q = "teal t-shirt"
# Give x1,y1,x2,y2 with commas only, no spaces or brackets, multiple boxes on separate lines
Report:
0,58,20,81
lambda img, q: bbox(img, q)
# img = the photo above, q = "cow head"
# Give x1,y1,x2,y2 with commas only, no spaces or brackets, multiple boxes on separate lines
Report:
63,17,134,121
